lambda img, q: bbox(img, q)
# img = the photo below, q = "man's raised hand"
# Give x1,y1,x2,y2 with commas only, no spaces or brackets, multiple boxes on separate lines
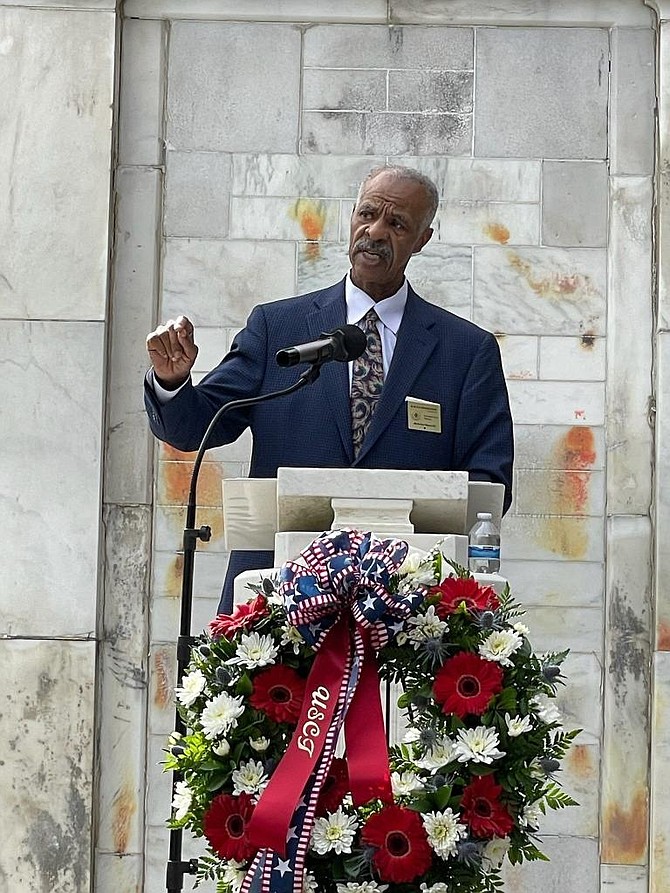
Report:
146,315,199,389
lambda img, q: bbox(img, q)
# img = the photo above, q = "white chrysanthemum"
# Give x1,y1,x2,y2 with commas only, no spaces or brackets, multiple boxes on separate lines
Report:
250,736,270,752
403,727,421,744
513,621,530,637
482,836,510,871
337,883,388,893
407,605,447,648
200,691,245,740
478,628,523,667
416,737,457,771
212,738,230,757
520,798,544,829
391,770,421,797
453,726,506,764
171,780,192,821
422,809,468,859
531,693,562,725
232,759,268,796
303,871,318,893
175,668,207,707
229,631,279,669
280,623,304,653
420,882,449,893
222,860,246,893
504,713,533,737
311,808,359,855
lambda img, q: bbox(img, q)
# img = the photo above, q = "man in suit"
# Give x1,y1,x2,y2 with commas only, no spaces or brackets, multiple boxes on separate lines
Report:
145,165,514,612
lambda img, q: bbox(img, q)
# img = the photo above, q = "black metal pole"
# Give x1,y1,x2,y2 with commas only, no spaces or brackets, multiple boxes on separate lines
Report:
165,362,324,893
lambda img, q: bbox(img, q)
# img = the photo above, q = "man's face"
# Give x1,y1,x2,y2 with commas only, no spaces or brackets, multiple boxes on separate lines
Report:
348,171,434,301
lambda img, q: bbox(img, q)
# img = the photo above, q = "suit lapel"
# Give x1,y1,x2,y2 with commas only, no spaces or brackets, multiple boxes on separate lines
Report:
354,288,439,463
306,280,354,461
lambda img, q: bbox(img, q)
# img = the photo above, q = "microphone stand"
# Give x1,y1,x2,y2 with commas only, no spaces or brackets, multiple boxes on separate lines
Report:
165,361,325,893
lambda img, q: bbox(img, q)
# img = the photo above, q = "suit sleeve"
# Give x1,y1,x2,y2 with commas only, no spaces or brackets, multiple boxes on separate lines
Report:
144,305,269,453
452,333,514,514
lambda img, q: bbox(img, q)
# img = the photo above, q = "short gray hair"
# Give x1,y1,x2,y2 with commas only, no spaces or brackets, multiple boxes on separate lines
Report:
356,165,439,229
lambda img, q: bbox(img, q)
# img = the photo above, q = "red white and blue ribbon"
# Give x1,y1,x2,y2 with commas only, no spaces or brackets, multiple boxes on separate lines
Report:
241,529,428,893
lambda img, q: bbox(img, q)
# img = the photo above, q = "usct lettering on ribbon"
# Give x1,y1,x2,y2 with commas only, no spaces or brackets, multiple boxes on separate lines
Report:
297,686,330,758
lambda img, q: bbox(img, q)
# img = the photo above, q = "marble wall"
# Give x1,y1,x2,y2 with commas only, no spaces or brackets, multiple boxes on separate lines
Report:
4,0,670,892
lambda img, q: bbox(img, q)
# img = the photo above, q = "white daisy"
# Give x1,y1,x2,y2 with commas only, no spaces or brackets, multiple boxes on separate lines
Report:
311,808,359,855
504,713,533,737
397,548,428,576
478,629,523,667
482,836,510,871
303,871,318,893
175,668,207,707
229,631,279,669
407,605,448,648
171,780,192,821
232,759,268,796
422,808,468,859
250,736,270,752
337,883,388,893
453,726,506,764
416,737,457,771
391,770,421,797
200,691,245,740
513,621,530,637
420,884,450,893
531,693,562,725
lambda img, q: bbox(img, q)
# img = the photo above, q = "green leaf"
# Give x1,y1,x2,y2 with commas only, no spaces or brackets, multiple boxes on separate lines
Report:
235,673,253,696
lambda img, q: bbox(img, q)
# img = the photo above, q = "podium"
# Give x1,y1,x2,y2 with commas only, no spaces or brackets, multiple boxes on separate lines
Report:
222,468,506,602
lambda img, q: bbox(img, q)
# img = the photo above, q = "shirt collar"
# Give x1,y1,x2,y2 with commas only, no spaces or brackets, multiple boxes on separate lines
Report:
345,274,408,336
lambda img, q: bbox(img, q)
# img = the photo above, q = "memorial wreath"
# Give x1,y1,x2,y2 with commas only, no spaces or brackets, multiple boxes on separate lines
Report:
165,529,578,893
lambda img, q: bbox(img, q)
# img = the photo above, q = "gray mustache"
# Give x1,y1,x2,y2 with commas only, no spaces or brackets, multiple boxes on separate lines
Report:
354,238,391,260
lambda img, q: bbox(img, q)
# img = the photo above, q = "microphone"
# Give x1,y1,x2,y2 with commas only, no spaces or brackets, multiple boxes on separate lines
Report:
275,324,367,367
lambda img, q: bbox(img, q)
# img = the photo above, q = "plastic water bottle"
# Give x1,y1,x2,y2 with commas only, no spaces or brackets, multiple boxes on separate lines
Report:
468,512,501,574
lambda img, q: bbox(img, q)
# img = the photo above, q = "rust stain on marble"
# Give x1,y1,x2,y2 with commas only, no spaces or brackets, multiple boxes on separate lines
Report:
507,252,598,301
484,222,510,244
166,554,184,599
535,427,596,558
567,743,593,779
161,443,197,461
159,460,223,507
602,788,648,863
153,648,172,710
112,782,137,853
581,333,595,349
291,198,327,259
657,621,670,651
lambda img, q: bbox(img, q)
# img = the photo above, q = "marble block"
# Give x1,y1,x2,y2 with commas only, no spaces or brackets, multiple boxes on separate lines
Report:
117,17,165,166
1,320,104,636
0,7,114,320
0,639,96,892
542,161,608,247
164,151,232,238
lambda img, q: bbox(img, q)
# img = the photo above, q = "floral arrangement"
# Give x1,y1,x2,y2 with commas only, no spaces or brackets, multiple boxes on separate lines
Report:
166,530,578,893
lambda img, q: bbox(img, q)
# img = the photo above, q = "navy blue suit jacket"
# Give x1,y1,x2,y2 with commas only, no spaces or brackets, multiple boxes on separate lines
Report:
145,280,514,612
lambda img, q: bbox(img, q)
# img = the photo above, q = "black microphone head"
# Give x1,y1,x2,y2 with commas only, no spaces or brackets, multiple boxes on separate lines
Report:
335,324,367,362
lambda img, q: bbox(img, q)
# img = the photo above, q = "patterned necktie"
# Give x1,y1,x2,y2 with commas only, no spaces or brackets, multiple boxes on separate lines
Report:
351,308,384,456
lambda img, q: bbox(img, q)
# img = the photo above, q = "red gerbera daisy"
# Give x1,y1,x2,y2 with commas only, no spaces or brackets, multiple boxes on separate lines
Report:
433,651,504,719
249,664,306,723
460,775,514,838
362,805,433,883
203,792,257,861
316,757,350,816
209,595,269,640
431,576,499,619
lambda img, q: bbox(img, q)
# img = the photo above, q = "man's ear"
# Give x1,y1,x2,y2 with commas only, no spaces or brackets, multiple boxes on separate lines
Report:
412,227,433,255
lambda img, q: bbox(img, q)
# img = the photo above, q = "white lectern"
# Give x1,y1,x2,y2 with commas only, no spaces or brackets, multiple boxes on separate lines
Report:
222,468,506,604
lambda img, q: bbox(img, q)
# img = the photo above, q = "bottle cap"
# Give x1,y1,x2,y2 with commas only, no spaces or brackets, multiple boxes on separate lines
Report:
477,512,493,520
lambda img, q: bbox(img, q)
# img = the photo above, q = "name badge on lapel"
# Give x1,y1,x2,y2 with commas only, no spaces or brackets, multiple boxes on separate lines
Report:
405,396,442,433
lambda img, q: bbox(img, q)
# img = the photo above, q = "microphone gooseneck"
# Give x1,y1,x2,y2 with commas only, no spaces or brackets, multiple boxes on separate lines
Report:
275,324,367,367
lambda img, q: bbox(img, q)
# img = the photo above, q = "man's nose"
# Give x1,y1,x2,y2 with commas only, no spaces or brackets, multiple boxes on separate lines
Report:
367,217,388,240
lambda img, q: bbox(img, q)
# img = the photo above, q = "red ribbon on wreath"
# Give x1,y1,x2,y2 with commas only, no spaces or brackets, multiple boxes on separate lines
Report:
244,529,429,872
